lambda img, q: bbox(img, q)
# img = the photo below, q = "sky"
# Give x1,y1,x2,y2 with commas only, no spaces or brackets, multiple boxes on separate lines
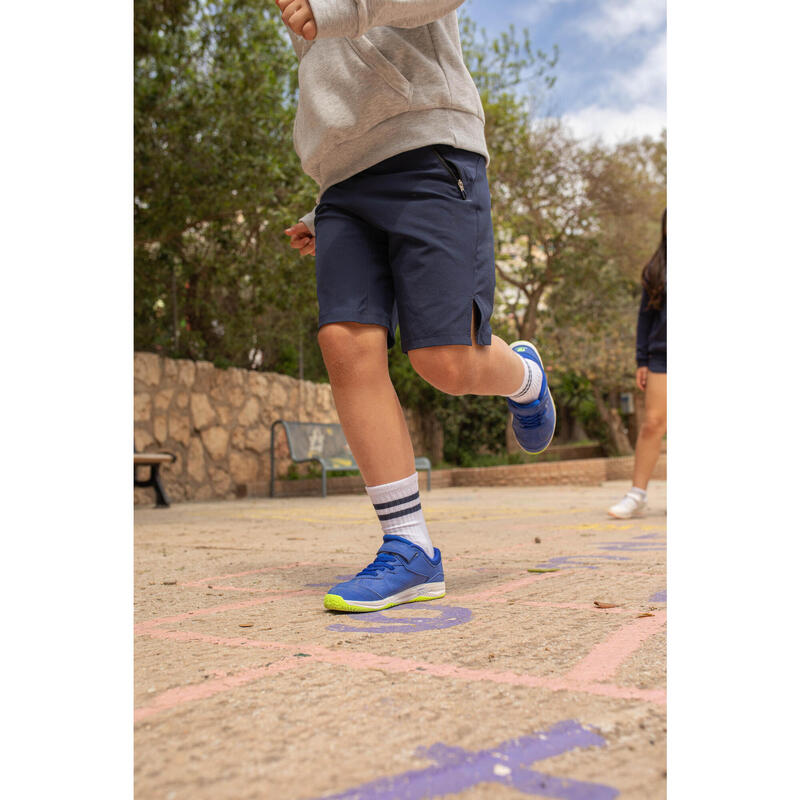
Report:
463,0,666,144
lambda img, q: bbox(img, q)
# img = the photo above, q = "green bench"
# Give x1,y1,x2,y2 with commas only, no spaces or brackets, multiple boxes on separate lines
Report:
270,420,432,498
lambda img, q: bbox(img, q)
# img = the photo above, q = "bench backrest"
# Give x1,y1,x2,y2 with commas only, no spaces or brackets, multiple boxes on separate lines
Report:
276,421,357,469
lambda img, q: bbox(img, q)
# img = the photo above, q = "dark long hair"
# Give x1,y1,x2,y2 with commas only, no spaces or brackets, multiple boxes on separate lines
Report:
642,209,666,309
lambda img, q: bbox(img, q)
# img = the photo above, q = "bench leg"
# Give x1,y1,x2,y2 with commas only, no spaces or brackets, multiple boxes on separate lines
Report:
426,468,431,492
322,468,327,499
150,464,171,508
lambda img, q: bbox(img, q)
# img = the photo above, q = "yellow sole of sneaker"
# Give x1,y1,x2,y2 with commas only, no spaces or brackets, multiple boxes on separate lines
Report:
323,592,446,613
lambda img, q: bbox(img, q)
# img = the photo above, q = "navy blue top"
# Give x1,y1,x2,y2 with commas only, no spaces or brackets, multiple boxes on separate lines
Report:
636,287,667,368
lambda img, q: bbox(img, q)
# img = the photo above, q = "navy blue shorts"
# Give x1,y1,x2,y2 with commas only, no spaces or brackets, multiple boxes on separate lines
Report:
648,354,667,373
314,145,496,352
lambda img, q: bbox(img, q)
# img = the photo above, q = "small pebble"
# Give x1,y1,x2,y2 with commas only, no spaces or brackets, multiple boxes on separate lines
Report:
534,537,541,544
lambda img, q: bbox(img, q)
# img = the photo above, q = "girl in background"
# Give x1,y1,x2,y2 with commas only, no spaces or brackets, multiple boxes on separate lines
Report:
609,209,667,519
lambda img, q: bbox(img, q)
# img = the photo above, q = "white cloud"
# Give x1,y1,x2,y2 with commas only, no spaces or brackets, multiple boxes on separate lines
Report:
579,0,665,41
559,103,665,144
614,38,666,103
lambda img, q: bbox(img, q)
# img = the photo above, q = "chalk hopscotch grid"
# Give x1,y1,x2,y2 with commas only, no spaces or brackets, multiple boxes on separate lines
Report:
135,557,666,722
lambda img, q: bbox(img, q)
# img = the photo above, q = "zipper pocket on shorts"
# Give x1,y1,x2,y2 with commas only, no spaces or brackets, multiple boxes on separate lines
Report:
432,147,467,199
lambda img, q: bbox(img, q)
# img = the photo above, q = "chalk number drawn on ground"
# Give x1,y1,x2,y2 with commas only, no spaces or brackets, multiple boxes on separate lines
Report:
313,720,618,800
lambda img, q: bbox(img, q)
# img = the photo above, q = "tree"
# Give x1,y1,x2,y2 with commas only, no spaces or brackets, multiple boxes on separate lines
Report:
134,0,323,376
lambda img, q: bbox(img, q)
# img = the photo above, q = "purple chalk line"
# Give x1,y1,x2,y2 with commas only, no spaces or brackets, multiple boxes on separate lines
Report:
314,719,618,800
328,605,471,634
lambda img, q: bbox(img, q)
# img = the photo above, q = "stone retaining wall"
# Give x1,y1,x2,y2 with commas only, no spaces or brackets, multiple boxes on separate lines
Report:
134,352,665,506
134,352,341,505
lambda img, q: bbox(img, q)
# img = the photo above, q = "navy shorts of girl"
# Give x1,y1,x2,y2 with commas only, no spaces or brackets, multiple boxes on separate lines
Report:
314,145,496,353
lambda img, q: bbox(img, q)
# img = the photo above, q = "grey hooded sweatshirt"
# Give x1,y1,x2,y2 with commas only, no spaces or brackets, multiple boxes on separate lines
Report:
292,0,488,233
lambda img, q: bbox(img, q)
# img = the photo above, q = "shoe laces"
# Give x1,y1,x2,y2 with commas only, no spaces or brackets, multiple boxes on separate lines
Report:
516,400,547,429
356,551,401,577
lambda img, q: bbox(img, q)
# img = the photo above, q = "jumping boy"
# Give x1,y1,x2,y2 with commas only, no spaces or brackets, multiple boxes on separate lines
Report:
277,0,556,611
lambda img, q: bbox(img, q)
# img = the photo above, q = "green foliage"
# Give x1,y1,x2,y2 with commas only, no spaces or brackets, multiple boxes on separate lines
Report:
134,0,324,377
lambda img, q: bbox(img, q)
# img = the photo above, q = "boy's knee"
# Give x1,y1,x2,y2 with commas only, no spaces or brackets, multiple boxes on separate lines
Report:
318,323,386,384
409,348,473,395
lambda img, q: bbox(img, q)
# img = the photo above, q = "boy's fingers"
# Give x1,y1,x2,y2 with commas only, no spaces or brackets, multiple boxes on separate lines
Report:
285,222,310,236
301,19,317,40
284,3,312,33
299,240,316,256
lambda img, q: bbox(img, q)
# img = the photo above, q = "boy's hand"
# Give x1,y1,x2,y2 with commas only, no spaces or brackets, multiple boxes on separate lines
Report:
275,0,317,40
636,366,648,392
284,221,316,256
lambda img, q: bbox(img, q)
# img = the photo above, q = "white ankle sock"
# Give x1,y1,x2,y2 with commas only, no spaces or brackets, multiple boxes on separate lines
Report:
630,487,647,501
365,473,434,559
507,354,543,405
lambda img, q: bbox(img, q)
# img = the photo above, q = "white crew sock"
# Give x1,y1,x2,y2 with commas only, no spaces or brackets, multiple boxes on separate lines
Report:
507,354,543,405
365,473,434,559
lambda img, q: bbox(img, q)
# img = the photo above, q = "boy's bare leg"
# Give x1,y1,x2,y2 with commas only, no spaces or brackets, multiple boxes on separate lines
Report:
318,322,415,486
407,314,527,398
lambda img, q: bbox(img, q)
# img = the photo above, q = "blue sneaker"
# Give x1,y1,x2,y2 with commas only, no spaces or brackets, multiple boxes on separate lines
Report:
507,340,557,454
323,535,445,612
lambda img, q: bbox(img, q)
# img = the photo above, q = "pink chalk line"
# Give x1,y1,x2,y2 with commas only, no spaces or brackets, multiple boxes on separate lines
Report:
134,574,665,720
565,610,667,684
134,592,316,634
137,622,665,711
180,561,322,587
134,659,300,723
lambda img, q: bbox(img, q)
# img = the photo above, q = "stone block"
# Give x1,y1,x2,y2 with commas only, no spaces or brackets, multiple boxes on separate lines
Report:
270,378,288,408
154,389,174,412
245,426,270,453
231,427,247,449
229,451,259,484
134,427,154,452
210,467,232,495
177,359,196,387
201,426,229,460
216,404,233,426
193,361,216,392
238,397,260,426
163,359,178,382
134,352,161,387
187,438,206,483
211,382,244,408
190,393,217,430
134,393,152,423
194,484,214,501
153,415,168,444
168,413,191,446
248,372,270,400
174,391,189,409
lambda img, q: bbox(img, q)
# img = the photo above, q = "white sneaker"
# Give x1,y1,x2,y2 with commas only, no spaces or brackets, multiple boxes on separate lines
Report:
608,491,647,519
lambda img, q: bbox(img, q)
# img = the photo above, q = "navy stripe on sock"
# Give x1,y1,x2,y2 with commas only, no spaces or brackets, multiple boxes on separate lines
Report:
377,503,422,521
372,491,419,511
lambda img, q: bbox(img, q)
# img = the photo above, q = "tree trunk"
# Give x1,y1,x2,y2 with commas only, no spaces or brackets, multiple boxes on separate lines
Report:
592,385,634,456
